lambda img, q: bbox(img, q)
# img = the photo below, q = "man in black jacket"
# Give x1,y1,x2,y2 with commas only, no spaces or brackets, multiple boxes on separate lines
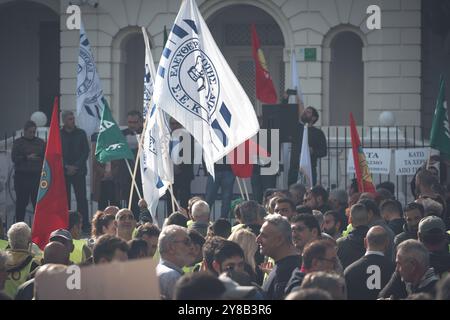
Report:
379,240,439,299
359,198,395,261
61,111,90,232
337,204,370,269
380,199,405,236
256,214,300,300
11,121,45,222
418,216,450,277
394,202,425,250
285,239,339,295
344,226,394,300
288,95,327,186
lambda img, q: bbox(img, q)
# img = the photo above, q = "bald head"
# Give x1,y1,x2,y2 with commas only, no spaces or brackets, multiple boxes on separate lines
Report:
365,226,389,253
350,204,369,227
43,241,70,265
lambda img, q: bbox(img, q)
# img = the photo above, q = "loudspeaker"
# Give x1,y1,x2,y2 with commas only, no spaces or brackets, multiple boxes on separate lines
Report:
262,104,299,143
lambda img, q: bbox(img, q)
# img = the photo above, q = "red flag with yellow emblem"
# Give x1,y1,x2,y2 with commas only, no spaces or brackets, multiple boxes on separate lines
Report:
350,113,376,193
32,97,69,249
251,24,277,104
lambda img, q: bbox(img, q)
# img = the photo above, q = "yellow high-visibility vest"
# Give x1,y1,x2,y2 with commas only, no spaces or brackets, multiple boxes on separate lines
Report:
70,239,88,264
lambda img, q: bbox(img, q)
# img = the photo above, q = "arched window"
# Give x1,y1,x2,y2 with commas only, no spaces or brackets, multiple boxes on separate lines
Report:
0,1,59,133
329,31,364,125
206,4,284,116
112,27,146,124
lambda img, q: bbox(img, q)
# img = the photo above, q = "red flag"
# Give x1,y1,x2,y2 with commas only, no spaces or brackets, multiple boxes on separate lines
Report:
229,138,270,178
251,24,278,104
32,97,69,249
349,113,376,193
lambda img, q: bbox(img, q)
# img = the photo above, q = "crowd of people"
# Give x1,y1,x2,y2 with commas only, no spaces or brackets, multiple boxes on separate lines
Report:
1,170,450,300
1,96,450,300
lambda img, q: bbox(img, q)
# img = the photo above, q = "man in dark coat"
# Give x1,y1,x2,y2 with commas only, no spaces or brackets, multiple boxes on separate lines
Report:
344,226,395,300
337,204,370,269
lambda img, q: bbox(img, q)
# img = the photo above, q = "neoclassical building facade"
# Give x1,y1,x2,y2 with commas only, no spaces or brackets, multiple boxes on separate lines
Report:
1,0,434,134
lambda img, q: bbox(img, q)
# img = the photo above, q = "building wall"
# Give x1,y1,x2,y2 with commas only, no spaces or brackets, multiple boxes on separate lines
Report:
57,0,421,127
421,0,450,138
0,0,422,129
0,0,59,134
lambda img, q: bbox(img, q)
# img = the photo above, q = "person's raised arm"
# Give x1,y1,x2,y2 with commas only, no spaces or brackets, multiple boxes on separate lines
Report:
296,94,304,122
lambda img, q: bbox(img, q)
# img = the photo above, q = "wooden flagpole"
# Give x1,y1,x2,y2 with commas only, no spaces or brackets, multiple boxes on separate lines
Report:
236,177,245,200
125,159,142,202
242,178,250,201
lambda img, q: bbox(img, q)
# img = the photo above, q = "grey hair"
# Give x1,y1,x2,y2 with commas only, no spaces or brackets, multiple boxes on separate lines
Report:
191,200,210,219
0,251,7,272
264,213,292,243
158,225,188,255
7,222,31,250
397,239,429,269
61,110,74,121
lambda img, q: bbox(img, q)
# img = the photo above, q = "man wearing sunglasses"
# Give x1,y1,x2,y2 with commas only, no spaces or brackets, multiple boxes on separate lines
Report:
157,225,195,300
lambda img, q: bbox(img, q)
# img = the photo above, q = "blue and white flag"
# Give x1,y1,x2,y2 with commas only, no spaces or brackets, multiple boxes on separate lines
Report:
153,0,260,178
289,48,304,104
298,125,312,188
77,23,104,139
140,27,173,221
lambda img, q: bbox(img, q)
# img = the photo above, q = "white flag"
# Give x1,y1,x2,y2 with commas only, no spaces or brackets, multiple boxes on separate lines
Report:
140,27,174,221
76,23,105,139
153,0,259,178
289,48,304,104
298,125,312,187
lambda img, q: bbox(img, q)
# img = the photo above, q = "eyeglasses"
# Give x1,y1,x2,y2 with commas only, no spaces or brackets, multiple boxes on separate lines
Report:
173,238,192,246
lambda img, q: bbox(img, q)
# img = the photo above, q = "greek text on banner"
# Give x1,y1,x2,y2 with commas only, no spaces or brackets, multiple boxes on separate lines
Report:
347,148,391,174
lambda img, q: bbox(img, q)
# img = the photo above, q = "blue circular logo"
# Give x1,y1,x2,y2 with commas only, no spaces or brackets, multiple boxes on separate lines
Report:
36,160,51,202
167,38,220,123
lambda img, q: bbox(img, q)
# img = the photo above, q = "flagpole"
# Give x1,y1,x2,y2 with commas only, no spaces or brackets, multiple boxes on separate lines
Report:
236,177,245,200
242,179,250,201
168,183,181,212
126,158,142,207
127,110,150,210
169,183,176,212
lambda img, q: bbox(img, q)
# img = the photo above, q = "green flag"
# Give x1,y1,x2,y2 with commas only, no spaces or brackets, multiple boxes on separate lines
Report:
95,99,134,163
430,76,450,159
163,25,168,47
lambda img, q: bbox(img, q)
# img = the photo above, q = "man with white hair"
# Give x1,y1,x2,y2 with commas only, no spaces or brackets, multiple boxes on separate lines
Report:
4,223,40,298
380,239,439,299
256,214,300,300
189,200,210,237
157,225,195,300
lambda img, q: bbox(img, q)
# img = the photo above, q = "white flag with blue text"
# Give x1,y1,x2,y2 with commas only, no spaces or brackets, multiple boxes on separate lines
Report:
153,0,260,178
140,27,173,220
77,23,105,139
298,125,312,188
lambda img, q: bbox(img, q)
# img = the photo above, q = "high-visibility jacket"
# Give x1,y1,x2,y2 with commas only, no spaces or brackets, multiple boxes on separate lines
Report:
4,250,39,299
70,239,89,264
0,239,8,251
